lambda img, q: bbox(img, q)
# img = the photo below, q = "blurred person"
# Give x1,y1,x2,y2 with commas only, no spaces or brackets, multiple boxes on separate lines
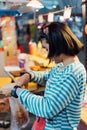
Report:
0,22,86,130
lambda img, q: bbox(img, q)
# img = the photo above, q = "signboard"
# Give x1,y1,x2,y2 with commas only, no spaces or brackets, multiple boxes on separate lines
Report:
1,16,18,66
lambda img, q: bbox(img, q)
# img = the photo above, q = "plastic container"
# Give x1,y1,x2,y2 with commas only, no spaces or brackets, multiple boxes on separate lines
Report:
18,53,27,68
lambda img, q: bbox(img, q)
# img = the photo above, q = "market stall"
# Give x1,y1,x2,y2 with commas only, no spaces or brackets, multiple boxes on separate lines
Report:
0,10,20,77
0,1,87,129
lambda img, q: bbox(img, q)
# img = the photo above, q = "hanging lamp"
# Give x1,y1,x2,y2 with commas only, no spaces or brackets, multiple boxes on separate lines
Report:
26,0,44,8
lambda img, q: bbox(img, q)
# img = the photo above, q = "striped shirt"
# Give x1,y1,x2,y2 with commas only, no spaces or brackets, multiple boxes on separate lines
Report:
17,61,86,130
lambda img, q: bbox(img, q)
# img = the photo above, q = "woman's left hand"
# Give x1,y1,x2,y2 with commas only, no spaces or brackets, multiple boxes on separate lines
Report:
0,83,16,97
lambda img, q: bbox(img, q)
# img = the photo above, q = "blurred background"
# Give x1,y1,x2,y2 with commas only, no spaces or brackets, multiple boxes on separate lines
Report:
0,1,87,130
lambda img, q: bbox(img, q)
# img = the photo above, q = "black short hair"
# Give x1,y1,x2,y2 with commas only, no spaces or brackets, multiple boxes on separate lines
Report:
40,22,84,58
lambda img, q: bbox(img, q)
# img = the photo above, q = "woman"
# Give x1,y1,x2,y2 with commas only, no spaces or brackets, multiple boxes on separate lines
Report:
0,22,86,130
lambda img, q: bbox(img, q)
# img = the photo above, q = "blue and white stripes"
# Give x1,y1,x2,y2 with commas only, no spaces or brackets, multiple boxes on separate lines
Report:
17,61,86,130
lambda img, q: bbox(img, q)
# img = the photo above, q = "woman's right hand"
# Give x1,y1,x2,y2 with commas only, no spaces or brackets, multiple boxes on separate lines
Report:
15,73,31,87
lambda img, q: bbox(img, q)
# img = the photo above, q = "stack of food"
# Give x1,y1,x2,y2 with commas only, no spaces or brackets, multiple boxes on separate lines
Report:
27,54,55,71
0,98,11,128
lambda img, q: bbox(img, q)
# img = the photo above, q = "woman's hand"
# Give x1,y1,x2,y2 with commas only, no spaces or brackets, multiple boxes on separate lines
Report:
0,83,16,96
15,73,31,87
0,73,30,97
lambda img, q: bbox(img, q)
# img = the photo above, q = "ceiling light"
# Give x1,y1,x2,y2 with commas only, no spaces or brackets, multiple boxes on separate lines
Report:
26,0,44,8
53,5,56,8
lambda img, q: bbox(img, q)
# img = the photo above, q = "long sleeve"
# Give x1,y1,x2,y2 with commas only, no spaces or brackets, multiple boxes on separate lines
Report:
17,73,79,119
28,69,51,85
28,63,63,85
16,61,86,130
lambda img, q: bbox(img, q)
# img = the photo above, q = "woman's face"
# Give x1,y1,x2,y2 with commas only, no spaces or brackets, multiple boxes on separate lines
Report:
41,38,49,52
41,27,63,64
41,38,63,64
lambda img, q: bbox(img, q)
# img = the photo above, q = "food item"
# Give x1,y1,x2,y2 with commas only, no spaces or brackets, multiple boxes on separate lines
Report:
30,65,51,71
16,108,28,125
0,98,10,112
28,82,37,91
30,65,41,71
